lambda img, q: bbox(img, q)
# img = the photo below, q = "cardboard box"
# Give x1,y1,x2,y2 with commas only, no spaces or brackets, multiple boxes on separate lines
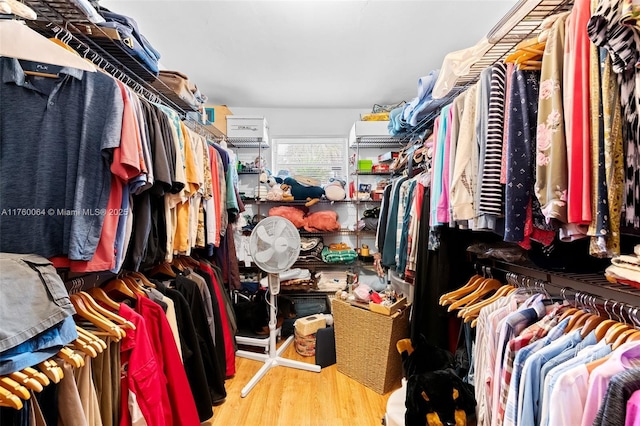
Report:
369,297,407,316
295,315,327,336
378,151,399,163
204,105,233,135
332,298,410,394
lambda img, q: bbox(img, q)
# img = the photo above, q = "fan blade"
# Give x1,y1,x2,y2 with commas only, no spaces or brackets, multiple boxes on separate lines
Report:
256,225,273,245
288,237,299,250
274,219,287,237
254,247,275,264
277,253,292,270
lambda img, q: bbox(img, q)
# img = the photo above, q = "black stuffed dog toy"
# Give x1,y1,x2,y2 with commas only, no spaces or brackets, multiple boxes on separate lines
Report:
396,335,476,426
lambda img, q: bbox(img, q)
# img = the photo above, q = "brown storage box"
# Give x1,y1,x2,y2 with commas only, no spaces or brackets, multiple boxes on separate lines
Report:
204,105,233,135
331,298,410,394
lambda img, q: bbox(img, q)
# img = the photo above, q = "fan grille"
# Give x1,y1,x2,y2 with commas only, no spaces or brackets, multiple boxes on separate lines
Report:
249,216,301,273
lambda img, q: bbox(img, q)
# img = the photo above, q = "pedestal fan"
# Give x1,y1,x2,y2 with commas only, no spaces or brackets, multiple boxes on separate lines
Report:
237,216,321,398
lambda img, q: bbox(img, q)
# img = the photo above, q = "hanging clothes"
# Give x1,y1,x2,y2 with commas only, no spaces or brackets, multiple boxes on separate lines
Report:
504,70,541,242
564,0,594,225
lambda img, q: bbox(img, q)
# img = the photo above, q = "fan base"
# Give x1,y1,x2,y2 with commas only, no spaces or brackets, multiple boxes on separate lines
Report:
238,334,321,398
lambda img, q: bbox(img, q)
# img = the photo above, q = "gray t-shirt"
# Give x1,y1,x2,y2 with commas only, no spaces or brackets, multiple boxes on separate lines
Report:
0,57,123,260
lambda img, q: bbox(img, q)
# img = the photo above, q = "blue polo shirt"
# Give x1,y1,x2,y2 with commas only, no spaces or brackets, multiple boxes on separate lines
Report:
0,57,123,260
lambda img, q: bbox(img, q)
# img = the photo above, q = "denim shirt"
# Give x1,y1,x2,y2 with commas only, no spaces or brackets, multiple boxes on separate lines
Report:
540,341,612,426
0,316,77,375
517,329,584,426
536,330,599,422
503,317,570,426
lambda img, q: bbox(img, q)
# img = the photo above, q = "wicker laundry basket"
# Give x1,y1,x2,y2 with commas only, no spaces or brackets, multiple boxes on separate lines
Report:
331,298,410,394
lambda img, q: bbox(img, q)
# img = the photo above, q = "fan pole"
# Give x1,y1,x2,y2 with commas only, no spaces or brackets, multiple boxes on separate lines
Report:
238,273,321,398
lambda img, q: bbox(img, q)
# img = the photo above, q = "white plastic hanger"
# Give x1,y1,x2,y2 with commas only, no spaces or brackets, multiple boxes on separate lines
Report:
0,20,96,72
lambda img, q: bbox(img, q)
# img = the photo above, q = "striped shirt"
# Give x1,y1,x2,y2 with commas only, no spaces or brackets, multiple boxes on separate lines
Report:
479,62,507,215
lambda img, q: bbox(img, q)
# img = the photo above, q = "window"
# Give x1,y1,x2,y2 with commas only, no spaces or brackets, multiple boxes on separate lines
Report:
271,137,348,184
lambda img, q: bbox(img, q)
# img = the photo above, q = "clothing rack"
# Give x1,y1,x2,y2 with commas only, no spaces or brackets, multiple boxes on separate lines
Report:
401,0,574,143
475,258,640,310
21,0,223,142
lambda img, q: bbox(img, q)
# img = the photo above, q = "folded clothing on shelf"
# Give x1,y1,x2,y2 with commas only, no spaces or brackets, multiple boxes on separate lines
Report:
321,246,357,264
316,270,348,292
97,8,161,75
299,237,324,261
153,70,207,109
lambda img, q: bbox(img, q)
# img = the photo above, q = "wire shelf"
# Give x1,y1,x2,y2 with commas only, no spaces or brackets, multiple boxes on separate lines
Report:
22,0,223,142
227,138,270,148
455,0,574,88
350,137,407,148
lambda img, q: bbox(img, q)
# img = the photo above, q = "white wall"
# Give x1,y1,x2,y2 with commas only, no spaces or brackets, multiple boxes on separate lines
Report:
228,107,367,137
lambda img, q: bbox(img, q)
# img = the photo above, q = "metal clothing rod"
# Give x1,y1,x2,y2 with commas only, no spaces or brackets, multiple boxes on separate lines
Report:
476,258,640,311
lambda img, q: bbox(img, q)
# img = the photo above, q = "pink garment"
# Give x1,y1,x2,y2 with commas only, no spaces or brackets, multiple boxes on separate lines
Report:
581,341,640,426
437,107,454,223
564,0,592,224
626,390,640,426
429,117,440,227
548,363,592,426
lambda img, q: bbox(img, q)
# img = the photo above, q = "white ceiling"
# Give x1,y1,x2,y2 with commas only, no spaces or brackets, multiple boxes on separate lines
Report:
101,0,517,109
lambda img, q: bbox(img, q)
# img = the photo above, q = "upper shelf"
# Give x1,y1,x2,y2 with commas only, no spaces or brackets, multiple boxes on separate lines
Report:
228,138,270,149
23,0,223,142
386,0,575,140
452,0,574,88
348,120,408,148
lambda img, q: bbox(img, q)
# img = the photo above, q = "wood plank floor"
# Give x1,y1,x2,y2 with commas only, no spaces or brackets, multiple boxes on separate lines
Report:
205,341,397,426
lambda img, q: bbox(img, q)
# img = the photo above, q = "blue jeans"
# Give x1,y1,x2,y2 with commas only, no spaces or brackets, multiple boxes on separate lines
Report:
0,316,78,374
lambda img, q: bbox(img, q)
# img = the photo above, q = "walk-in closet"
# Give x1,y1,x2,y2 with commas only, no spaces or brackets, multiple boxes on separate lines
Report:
2,0,640,425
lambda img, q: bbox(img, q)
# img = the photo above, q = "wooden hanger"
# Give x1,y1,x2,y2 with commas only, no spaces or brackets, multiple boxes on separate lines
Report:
8,371,43,393
448,278,502,312
439,274,483,306
518,60,542,71
126,271,156,289
612,327,639,350
78,291,135,330
37,360,63,384
70,294,125,340
559,307,579,322
86,286,121,311
462,285,516,323
624,330,640,343
23,69,59,78
605,322,634,345
56,347,84,369
103,278,137,300
76,326,107,352
505,38,546,67
0,376,30,400
148,262,177,278
20,367,49,387
564,310,590,333
172,258,187,272
0,385,23,410
121,276,147,297
594,319,619,342
71,332,99,358
580,315,607,338
73,326,103,357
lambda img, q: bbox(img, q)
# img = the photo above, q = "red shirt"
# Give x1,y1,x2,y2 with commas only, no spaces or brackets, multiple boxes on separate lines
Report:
118,303,167,426
135,296,201,425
